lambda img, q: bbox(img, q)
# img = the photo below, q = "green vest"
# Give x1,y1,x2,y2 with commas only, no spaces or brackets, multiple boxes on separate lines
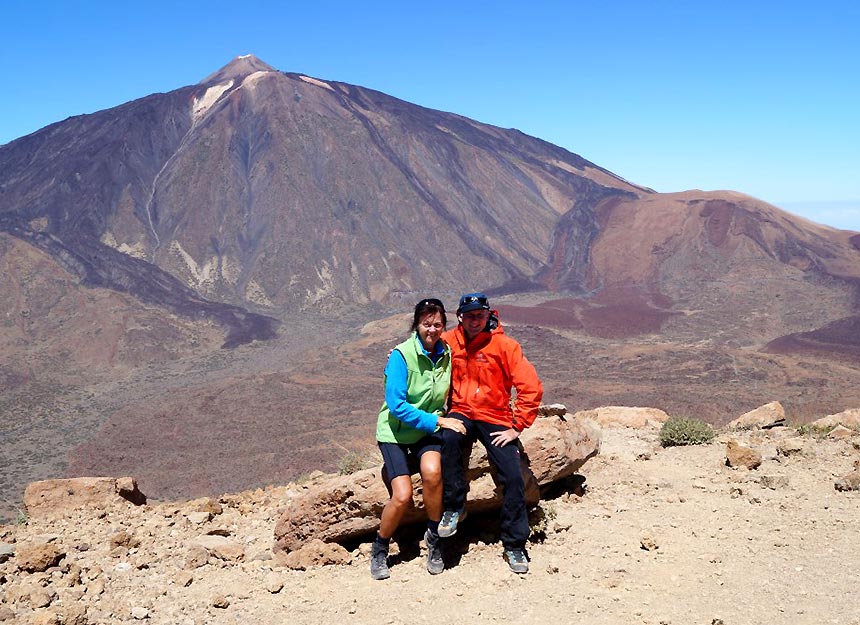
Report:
376,333,452,444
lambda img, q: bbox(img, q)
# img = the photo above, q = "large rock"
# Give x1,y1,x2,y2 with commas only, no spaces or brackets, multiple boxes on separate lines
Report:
835,462,860,492
276,539,351,570
812,408,860,431
726,401,786,430
273,412,601,553
24,477,146,519
725,440,763,469
574,406,669,429
15,543,65,572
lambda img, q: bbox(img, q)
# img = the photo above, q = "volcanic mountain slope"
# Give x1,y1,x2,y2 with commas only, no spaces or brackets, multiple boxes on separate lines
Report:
2,55,860,519
0,54,643,323
2,55,858,332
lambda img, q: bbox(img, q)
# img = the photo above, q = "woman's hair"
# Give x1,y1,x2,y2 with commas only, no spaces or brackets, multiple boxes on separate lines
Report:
410,298,447,332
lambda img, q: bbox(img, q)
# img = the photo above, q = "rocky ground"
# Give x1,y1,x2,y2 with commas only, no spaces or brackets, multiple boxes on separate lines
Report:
3,413,860,625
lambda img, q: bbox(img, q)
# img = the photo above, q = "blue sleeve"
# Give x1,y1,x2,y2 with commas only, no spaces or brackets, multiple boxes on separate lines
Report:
384,350,439,433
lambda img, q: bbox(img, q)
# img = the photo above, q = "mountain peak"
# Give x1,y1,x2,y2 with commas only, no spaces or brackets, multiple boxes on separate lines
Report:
199,54,277,85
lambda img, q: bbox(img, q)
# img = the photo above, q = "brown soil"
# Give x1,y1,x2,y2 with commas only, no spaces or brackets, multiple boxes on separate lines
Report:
3,424,860,624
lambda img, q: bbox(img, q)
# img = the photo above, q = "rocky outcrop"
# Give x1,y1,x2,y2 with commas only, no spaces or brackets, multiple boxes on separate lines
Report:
725,440,762,469
273,411,601,554
811,408,860,431
835,461,860,492
23,477,146,519
726,401,786,430
574,406,669,429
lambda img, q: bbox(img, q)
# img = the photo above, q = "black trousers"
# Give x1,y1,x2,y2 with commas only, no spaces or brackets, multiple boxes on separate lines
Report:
441,412,529,549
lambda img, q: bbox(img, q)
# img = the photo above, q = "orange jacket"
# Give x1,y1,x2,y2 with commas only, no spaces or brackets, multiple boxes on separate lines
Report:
442,312,543,431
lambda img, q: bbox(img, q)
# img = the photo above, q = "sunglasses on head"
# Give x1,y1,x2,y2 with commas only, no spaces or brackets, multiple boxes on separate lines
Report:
418,298,445,309
460,295,488,306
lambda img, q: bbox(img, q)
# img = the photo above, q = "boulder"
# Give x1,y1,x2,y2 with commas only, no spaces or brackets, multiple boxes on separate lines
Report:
812,408,860,431
273,413,601,553
276,539,351,570
776,439,804,457
829,425,856,439
16,543,65,573
726,401,785,430
834,468,860,492
190,535,245,562
24,477,146,519
574,406,669,429
725,440,762,469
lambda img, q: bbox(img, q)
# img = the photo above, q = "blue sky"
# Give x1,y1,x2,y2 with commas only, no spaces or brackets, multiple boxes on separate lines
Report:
3,1,858,230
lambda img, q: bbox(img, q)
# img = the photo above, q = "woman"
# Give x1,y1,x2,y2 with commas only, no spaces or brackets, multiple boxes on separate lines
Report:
371,298,466,580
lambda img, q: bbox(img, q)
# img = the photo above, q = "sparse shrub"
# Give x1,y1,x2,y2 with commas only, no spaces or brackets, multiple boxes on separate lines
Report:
337,449,379,475
15,509,29,525
659,416,715,447
796,423,836,438
528,502,557,540
293,472,314,486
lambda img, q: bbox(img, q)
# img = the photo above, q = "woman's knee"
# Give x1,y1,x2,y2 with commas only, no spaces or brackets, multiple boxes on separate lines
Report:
389,477,414,507
421,465,442,489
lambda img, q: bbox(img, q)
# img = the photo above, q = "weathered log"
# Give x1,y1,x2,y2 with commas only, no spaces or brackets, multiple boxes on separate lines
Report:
273,412,601,553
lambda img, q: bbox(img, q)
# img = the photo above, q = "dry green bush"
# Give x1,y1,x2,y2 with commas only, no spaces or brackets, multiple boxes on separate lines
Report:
659,416,715,447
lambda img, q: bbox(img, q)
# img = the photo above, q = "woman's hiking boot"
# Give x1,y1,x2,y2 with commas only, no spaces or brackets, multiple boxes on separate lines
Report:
425,529,444,575
370,542,390,580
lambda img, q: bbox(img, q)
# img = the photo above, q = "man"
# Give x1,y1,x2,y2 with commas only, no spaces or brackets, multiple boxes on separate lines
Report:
438,292,543,573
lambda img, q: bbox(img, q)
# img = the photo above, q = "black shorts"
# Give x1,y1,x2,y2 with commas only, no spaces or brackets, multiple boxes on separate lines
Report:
378,434,442,481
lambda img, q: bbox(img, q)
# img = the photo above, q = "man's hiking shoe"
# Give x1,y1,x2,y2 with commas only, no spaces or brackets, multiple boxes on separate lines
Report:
438,509,466,538
370,543,390,580
504,548,529,574
425,529,444,575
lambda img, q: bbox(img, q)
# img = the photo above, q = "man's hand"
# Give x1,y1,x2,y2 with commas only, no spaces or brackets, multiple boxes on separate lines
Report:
489,428,520,446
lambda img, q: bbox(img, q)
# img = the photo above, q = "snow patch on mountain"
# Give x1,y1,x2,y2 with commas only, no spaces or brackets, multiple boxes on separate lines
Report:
193,81,234,121
299,75,334,91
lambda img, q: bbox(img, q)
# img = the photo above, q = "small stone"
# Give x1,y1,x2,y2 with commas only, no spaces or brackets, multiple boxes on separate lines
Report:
17,543,65,572
175,571,194,587
186,511,212,525
30,612,61,625
538,403,567,417
59,602,88,625
0,543,14,563
193,497,223,515
184,544,210,569
87,578,105,596
264,573,284,593
725,440,762,470
834,470,860,492
776,439,804,457
30,587,54,608
640,535,659,551
109,530,139,549
0,606,15,622
131,606,150,619
760,475,790,490
212,595,230,609
829,425,856,439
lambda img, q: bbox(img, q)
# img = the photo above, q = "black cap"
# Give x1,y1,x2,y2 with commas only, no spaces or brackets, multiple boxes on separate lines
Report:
457,292,490,314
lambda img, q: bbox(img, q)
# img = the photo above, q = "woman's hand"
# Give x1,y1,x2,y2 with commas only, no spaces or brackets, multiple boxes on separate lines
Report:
437,416,467,435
